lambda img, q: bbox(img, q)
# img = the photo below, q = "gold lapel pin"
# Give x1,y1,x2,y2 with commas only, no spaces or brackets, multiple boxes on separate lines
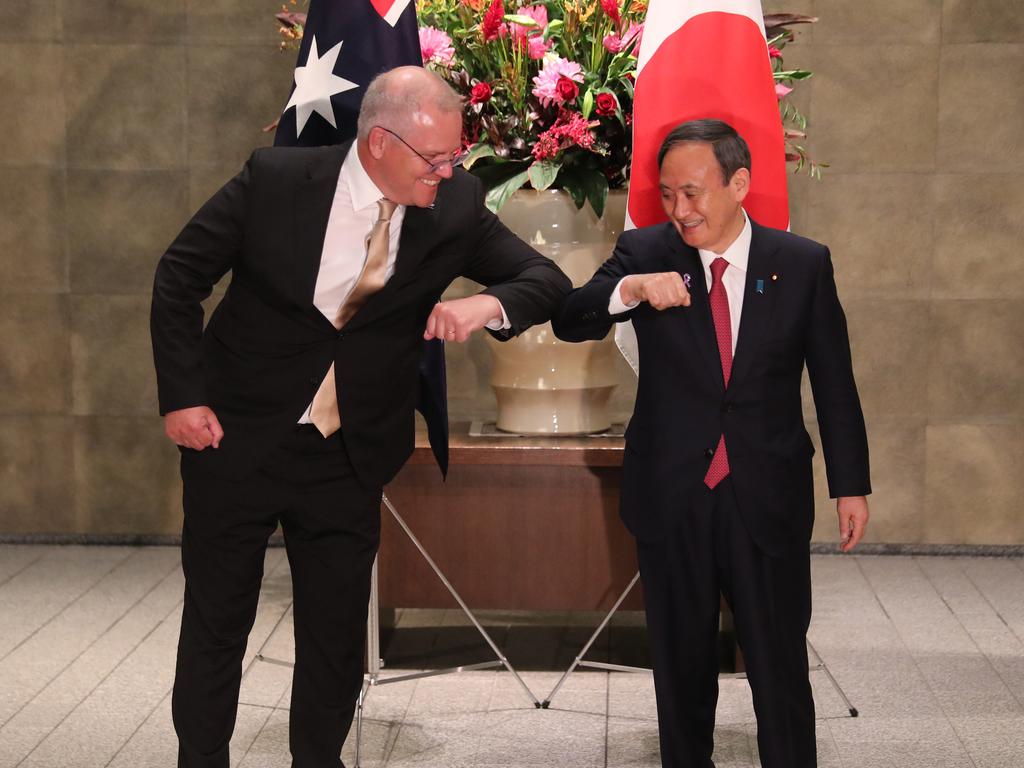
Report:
771,273,778,281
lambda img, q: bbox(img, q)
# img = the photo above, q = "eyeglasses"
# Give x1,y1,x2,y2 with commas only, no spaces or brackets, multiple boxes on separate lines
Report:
378,126,468,175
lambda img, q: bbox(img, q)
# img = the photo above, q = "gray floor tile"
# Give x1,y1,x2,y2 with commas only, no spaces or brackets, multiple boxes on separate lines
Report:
0,545,51,586
827,715,976,768
0,547,180,725
961,558,1024,647
0,546,134,660
0,563,183,768
17,605,181,768
949,715,1024,768
606,715,661,767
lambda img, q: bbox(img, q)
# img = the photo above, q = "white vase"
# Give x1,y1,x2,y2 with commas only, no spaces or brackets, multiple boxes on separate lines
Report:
487,188,627,434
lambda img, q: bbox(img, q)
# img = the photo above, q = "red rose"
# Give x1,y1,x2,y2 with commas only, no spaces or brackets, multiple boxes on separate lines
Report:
555,76,579,103
769,45,783,59
595,92,618,116
470,81,493,104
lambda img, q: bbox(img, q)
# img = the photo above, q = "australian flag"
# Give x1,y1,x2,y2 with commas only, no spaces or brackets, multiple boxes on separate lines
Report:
275,0,450,477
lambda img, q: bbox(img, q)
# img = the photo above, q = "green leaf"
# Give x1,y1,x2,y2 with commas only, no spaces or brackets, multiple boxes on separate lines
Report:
462,143,496,170
582,88,594,119
485,169,532,212
774,69,814,80
581,170,610,219
557,165,609,218
544,19,563,41
528,160,561,191
504,13,539,27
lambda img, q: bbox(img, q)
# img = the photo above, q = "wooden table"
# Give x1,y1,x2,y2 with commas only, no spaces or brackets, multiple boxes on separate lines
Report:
379,422,643,611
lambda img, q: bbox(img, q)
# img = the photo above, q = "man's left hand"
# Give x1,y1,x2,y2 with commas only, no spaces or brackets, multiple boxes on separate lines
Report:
837,496,870,553
424,295,503,343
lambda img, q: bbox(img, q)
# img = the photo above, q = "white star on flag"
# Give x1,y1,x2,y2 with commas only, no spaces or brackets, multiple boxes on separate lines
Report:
284,34,358,137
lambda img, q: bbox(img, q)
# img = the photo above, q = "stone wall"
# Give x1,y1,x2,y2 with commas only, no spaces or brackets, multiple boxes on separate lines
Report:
1,1,1021,543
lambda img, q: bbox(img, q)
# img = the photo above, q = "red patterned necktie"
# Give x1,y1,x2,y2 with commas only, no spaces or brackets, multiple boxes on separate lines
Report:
704,257,732,489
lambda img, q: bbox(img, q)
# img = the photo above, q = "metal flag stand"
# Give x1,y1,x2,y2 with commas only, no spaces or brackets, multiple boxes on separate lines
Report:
255,493,539,768
541,571,858,718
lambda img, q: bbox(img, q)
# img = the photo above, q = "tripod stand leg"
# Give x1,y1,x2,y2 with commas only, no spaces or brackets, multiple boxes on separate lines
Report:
542,572,642,708
381,494,540,707
807,638,858,717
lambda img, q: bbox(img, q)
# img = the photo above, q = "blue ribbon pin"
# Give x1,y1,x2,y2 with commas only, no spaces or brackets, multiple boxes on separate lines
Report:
756,278,765,295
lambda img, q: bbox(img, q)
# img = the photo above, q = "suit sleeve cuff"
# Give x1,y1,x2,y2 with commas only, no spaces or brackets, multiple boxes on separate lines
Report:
484,299,512,331
608,278,640,315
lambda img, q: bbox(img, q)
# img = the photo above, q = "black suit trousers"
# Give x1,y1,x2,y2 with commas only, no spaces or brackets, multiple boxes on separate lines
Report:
636,478,815,768
173,426,382,768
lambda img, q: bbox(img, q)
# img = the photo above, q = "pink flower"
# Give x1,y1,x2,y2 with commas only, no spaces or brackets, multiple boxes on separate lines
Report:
775,82,793,100
527,36,550,59
769,45,783,59
531,112,597,161
532,56,584,107
622,22,643,51
600,0,621,25
419,26,455,68
510,5,550,58
510,4,548,41
603,33,623,53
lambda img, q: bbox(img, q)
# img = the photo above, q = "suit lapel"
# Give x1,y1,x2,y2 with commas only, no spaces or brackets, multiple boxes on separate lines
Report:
661,225,724,390
730,221,781,389
294,143,348,326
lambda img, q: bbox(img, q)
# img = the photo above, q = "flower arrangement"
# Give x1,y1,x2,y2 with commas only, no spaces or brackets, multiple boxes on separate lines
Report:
274,2,820,216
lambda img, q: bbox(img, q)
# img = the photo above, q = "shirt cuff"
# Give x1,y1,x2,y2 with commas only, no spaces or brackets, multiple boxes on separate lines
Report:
484,300,512,331
608,277,641,315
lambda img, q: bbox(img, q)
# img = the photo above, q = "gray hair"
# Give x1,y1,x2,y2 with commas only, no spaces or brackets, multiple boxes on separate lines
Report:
357,66,463,139
657,119,752,184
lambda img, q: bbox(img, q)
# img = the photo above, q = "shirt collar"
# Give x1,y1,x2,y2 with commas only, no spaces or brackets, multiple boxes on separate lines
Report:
698,209,751,274
341,144,388,213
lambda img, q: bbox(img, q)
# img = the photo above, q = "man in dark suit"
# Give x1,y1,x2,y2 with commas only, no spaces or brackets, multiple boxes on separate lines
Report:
553,119,870,768
151,66,570,768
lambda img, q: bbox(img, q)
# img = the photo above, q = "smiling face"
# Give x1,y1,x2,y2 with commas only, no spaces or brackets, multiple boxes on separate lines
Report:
363,104,463,208
659,141,749,254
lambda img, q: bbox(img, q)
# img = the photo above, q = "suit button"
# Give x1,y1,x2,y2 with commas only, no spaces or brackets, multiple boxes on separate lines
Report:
705,447,715,459
337,331,346,339
722,403,734,413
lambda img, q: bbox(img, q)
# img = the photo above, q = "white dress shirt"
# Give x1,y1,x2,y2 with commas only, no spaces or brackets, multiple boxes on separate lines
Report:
609,212,751,355
299,147,509,423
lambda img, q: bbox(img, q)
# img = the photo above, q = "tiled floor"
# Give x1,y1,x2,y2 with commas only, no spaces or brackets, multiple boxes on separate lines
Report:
1,546,1023,767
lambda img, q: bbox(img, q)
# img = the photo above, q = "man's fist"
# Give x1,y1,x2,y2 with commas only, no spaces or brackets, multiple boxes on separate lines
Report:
621,272,692,310
424,294,503,343
164,406,224,451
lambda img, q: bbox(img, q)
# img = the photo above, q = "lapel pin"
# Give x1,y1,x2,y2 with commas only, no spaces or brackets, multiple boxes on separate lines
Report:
771,273,778,281
683,273,692,289
756,278,765,294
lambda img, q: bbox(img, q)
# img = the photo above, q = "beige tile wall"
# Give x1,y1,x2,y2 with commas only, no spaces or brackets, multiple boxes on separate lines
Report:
0,0,1020,543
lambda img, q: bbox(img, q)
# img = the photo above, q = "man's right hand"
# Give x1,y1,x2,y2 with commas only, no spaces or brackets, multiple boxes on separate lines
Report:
164,406,224,451
620,272,692,310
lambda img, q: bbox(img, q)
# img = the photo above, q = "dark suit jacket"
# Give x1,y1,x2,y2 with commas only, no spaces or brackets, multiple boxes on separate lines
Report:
553,219,870,555
152,142,571,488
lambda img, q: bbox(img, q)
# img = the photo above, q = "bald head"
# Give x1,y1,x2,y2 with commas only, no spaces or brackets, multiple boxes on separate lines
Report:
357,66,463,139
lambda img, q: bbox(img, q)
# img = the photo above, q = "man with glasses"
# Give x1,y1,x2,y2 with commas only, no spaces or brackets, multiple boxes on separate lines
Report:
151,66,570,768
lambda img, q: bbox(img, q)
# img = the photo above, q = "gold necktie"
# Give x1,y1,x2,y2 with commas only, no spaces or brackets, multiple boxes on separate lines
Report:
309,199,398,438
